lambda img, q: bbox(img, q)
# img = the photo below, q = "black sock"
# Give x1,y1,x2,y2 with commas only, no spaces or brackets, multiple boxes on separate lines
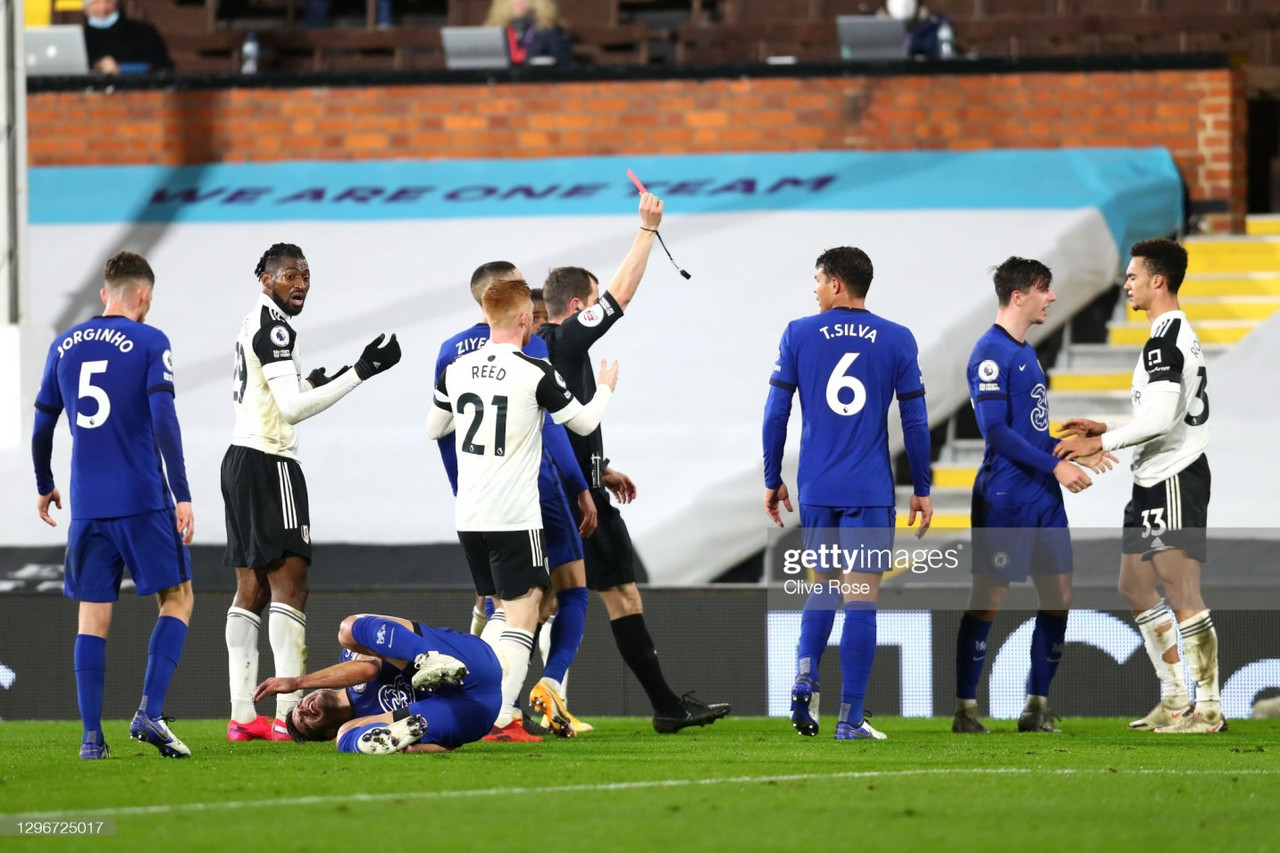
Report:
611,614,681,713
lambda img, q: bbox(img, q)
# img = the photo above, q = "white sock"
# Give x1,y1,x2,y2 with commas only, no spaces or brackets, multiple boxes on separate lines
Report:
538,615,554,666
480,609,506,654
268,602,307,720
470,605,487,637
494,629,534,729
226,607,261,724
1178,610,1220,708
1135,601,1188,704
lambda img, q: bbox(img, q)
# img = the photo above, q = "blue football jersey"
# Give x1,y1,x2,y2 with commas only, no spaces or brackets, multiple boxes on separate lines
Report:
768,307,925,507
434,323,552,493
34,316,182,519
342,624,496,718
968,325,1058,501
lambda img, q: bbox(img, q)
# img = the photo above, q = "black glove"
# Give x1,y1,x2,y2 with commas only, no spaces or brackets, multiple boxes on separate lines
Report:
354,333,401,381
306,365,350,388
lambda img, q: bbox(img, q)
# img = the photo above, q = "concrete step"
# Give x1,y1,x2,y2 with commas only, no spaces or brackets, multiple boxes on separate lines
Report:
1184,236,1280,274
1182,273,1280,297
1049,371,1131,392
1059,342,1227,371
1123,296,1280,324
1108,320,1255,346
939,437,986,466
1047,390,1132,417
932,465,976,489
897,485,970,518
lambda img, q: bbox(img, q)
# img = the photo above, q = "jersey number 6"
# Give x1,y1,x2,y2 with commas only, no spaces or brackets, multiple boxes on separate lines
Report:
825,352,867,417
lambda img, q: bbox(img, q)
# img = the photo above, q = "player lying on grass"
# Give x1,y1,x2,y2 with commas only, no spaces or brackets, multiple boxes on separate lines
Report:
253,613,502,754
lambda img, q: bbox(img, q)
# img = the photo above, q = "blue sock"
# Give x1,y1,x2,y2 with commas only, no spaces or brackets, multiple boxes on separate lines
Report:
337,723,383,753
74,634,107,742
837,604,877,726
141,615,188,718
955,612,994,702
1027,610,1068,697
350,616,431,662
484,598,495,620
796,585,839,682
543,588,588,683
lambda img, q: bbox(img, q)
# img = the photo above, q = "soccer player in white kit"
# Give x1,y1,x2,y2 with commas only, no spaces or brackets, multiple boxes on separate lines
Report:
1056,238,1221,733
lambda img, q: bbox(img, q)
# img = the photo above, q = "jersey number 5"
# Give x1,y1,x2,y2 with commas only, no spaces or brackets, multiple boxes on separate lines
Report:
232,342,248,403
76,360,111,429
825,353,867,417
457,393,509,456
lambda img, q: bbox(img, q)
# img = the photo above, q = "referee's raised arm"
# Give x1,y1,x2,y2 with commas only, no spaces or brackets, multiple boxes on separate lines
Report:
605,192,663,311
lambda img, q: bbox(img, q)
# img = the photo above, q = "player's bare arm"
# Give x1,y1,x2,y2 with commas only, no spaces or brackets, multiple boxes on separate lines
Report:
1053,460,1093,493
252,658,381,702
37,489,62,527
605,193,664,310
764,483,793,527
576,491,598,538
1058,417,1108,438
1054,435,1103,461
908,493,932,538
602,467,636,504
174,501,195,545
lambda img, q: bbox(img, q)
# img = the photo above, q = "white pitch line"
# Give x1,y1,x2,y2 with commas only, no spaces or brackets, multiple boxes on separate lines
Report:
5,766,1279,821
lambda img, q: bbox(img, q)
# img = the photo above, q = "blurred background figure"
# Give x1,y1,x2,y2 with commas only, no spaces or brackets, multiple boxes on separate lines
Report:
877,0,955,59
303,0,394,30
485,0,574,66
82,0,173,74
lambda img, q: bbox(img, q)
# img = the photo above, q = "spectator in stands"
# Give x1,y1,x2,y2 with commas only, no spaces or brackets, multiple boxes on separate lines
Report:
303,0,393,30
876,0,955,59
485,0,574,66
82,0,174,75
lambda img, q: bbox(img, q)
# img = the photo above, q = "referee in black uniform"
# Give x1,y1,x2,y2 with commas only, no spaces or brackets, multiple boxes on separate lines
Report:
537,193,730,733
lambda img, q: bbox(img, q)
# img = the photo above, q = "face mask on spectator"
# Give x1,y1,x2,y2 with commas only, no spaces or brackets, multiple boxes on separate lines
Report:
84,0,120,28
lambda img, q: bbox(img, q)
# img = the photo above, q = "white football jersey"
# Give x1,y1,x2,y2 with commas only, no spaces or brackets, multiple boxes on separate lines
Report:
435,342,582,531
1127,310,1210,485
230,294,303,460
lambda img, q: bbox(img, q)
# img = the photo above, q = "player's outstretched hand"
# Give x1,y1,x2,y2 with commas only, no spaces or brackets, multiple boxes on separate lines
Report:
597,358,619,391
603,467,636,504
1053,460,1092,493
576,490,598,539
307,365,350,388
764,483,793,527
355,333,402,381
908,494,932,538
37,488,62,527
639,192,663,231
175,501,195,545
1075,450,1119,475
1054,434,1102,462
1057,418,1107,438
252,676,299,703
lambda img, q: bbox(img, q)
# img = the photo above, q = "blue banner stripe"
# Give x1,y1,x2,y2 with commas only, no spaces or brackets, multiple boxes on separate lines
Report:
30,148,1183,250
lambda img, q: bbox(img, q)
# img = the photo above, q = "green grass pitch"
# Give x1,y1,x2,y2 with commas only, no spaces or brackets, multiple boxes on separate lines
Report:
3,717,1278,852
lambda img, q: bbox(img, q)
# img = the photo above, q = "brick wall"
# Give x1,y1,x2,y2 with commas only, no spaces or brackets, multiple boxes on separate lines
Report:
28,66,1246,232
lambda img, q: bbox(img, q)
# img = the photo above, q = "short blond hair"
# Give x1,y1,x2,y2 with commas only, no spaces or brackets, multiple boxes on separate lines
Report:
483,278,533,330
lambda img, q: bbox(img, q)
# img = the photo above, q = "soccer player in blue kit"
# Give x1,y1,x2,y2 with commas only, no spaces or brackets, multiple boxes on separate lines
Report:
254,613,502,754
435,260,595,741
952,257,1115,735
763,246,933,741
32,251,196,759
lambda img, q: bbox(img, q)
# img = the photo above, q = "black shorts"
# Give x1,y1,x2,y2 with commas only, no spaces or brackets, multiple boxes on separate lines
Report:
221,445,312,569
1122,453,1210,563
458,529,550,601
571,488,637,590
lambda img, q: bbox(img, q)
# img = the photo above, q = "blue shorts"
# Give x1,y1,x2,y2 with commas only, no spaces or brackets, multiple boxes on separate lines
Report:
408,626,502,748
65,509,192,602
799,504,897,575
539,463,583,571
971,490,1072,582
